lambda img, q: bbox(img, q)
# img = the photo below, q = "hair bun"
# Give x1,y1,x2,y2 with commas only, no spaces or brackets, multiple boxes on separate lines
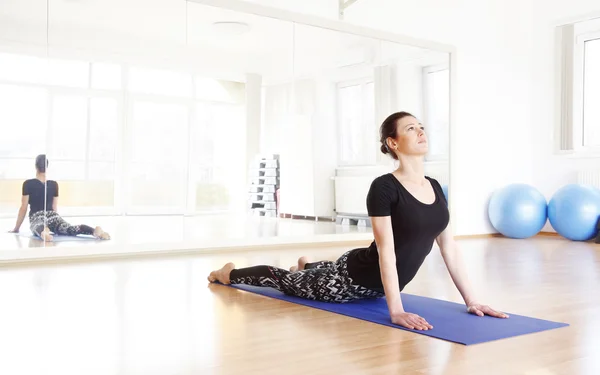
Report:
380,144,388,154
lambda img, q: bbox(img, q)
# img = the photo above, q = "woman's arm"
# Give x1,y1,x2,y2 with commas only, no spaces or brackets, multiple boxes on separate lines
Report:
372,216,433,330
10,195,29,233
52,196,58,212
436,224,508,318
372,216,403,312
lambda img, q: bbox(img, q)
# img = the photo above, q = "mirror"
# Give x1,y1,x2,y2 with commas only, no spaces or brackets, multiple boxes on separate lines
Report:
0,51,50,247
276,23,384,233
380,40,450,192
0,0,451,258
281,25,450,234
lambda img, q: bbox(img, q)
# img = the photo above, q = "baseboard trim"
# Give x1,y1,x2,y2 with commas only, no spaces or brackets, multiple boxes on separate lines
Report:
538,231,561,237
455,233,503,239
455,231,560,239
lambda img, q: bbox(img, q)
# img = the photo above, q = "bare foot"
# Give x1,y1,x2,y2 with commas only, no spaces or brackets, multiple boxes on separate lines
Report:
207,262,236,284
93,226,111,240
290,256,309,272
41,228,53,242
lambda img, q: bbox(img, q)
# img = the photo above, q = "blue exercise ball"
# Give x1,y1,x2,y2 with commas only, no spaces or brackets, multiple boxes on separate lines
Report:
548,184,600,241
488,184,547,239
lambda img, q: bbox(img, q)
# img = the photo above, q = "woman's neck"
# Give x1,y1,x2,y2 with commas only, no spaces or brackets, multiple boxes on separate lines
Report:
36,172,46,182
395,155,425,182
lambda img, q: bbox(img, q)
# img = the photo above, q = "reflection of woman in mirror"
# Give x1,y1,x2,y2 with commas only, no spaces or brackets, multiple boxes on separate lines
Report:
208,112,507,331
9,154,110,242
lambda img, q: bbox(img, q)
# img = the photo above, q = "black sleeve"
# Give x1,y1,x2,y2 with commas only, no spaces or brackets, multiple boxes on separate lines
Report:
22,180,30,196
429,178,447,205
53,181,59,197
366,176,396,217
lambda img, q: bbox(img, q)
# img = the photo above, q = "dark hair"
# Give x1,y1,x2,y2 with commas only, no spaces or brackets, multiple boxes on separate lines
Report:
35,154,48,173
379,111,415,160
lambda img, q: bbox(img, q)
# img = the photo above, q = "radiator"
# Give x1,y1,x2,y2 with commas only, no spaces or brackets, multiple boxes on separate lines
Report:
334,163,449,216
576,170,600,189
334,176,373,215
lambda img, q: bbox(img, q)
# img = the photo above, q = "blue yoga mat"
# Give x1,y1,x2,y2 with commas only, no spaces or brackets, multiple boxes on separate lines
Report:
16,233,101,242
229,284,569,345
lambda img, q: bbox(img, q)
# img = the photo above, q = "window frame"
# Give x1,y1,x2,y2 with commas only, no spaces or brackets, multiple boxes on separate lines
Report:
558,18,600,156
335,77,376,167
422,63,450,162
573,31,600,153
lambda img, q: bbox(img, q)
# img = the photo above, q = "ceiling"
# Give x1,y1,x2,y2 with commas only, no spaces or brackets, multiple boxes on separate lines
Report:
0,0,448,83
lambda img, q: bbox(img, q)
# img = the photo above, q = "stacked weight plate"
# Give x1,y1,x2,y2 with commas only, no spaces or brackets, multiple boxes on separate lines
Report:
248,154,280,217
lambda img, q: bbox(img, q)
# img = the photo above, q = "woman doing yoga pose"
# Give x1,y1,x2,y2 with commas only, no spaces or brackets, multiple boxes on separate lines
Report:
208,112,507,330
9,155,110,242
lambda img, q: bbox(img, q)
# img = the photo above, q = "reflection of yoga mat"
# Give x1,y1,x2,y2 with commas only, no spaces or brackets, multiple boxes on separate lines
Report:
230,284,569,345
16,233,100,242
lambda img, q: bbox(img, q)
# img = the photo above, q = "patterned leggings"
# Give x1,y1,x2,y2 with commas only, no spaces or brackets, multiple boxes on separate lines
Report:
29,211,95,238
229,251,384,303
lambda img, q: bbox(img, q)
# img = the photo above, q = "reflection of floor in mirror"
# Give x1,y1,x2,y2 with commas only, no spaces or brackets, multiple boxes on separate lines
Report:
0,236,596,374
0,214,373,263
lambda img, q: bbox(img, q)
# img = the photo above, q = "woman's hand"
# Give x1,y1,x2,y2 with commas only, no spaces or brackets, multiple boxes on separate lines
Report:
391,312,433,330
467,303,509,318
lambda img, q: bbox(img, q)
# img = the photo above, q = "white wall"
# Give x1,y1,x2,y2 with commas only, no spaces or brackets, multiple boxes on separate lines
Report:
529,0,600,231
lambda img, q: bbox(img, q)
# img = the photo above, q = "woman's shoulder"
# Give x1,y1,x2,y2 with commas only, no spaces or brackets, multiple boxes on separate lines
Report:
371,173,396,186
22,178,36,186
425,176,442,187
425,176,440,185
368,173,398,195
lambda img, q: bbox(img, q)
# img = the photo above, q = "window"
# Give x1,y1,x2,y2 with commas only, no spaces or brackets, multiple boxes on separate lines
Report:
50,95,88,161
47,95,119,182
127,100,189,213
0,51,246,217
89,98,119,162
46,58,89,88
423,65,450,161
0,84,47,159
192,102,246,211
558,18,600,152
128,67,192,98
336,79,375,166
0,53,47,85
91,63,122,91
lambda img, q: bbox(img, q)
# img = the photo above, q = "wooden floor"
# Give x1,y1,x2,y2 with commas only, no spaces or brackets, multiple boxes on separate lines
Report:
0,236,598,375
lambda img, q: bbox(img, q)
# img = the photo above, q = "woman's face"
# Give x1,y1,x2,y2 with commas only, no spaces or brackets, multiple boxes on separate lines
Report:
388,116,428,157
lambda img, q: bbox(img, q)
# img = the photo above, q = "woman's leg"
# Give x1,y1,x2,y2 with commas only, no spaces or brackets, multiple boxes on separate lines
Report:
208,263,292,292
289,256,334,272
29,211,53,241
209,259,380,303
46,212,110,239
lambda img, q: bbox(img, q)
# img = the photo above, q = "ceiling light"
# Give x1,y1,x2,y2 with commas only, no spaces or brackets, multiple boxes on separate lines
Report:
212,22,251,36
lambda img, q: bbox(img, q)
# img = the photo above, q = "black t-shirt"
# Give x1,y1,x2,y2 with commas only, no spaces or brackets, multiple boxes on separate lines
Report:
345,174,450,291
22,179,59,217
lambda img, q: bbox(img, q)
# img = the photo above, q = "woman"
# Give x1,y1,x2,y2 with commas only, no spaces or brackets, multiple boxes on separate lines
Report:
9,154,110,242
208,112,508,331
